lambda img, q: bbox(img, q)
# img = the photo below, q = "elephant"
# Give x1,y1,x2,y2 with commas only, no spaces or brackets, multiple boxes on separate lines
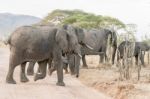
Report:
117,41,150,66
26,24,93,81
81,28,117,68
6,25,82,86
49,28,117,70
49,54,80,77
39,28,117,76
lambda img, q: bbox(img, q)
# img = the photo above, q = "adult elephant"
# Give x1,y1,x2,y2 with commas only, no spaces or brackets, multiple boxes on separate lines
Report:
6,25,82,86
26,25,92,80
81,28,117,68
117,41,150,66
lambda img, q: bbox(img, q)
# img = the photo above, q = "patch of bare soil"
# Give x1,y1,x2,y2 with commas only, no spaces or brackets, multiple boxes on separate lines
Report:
79,55,150,99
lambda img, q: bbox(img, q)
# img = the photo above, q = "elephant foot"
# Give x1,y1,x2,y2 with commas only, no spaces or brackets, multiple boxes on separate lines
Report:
142,64,146,68
82,66,88,69
56,81,65,86
48,69,55,76
34,73,45,81
65,70,69,74
6,77,16,84
70,71,76,75
27,70,34,76
20,75,29,83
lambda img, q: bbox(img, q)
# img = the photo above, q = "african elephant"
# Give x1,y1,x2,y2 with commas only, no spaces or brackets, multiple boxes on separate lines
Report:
81,28,117,68
26,25,92,81
49,54,80,77
117,41,150,66
49,28,117,70
6,25,82,86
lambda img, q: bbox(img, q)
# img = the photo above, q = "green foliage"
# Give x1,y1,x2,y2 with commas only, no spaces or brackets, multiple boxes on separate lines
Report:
41,9,125,29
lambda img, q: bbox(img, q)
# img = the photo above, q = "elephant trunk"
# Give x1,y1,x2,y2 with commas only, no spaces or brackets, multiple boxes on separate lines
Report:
112,44,117,64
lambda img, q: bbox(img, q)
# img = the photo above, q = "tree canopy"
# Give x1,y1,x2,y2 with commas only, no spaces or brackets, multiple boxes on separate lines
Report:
42,9,125,29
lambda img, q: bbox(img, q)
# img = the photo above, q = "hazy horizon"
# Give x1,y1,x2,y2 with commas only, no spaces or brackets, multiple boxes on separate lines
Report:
0,0,150,41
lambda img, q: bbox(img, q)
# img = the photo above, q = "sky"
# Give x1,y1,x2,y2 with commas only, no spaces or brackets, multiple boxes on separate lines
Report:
0,0,150,41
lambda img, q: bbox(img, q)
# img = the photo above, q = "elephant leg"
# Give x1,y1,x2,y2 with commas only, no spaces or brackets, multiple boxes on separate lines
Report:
99,54,104,63
27,62,36,75
140,52,145,67
63,63,69,74
105,54,108,63
99,47,106,64
6,52,20,84
135,56,138,65
34,60,47,81
48,58,57,76
48,59,52,70
6,64,16,84
20,62,29,82
82,55,88,68
53,52,65,86
49,64,57,76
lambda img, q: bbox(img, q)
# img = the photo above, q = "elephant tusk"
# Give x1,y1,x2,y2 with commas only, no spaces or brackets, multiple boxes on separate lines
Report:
85,44,93,50
77,53,82,58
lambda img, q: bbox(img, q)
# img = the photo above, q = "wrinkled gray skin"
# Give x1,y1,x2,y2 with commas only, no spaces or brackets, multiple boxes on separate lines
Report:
49,54,80,77
27,56,69,76
48,25,84,77
49,56,69,75
117,41,150,66
27,25,90,80
49,28,117,70
81,29,117,68
6,25,81,86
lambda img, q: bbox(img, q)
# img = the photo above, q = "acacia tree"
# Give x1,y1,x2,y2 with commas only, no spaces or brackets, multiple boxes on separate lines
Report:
41,9,125,30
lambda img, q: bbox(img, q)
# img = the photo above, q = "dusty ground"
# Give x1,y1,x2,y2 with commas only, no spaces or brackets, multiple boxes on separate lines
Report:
0,47,110,99
1,46,150,99
79,55,150,99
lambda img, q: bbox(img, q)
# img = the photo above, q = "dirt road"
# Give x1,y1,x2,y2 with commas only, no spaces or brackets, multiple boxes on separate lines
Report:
0,48,110,99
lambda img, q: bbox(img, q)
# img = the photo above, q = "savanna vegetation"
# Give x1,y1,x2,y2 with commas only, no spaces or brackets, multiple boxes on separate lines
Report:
42,9,125,29
41,9,150,44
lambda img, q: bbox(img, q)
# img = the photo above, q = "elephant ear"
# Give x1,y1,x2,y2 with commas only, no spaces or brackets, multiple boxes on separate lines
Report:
74,27,85,44
55,28,68,52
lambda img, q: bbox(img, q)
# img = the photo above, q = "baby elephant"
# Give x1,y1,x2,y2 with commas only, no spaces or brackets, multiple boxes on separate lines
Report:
49,56,69,75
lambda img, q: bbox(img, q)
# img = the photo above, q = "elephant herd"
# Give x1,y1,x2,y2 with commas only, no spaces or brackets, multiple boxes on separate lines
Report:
5,24,150,86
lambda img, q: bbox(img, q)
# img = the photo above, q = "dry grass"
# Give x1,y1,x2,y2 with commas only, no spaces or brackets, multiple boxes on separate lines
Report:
79,55,150,99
